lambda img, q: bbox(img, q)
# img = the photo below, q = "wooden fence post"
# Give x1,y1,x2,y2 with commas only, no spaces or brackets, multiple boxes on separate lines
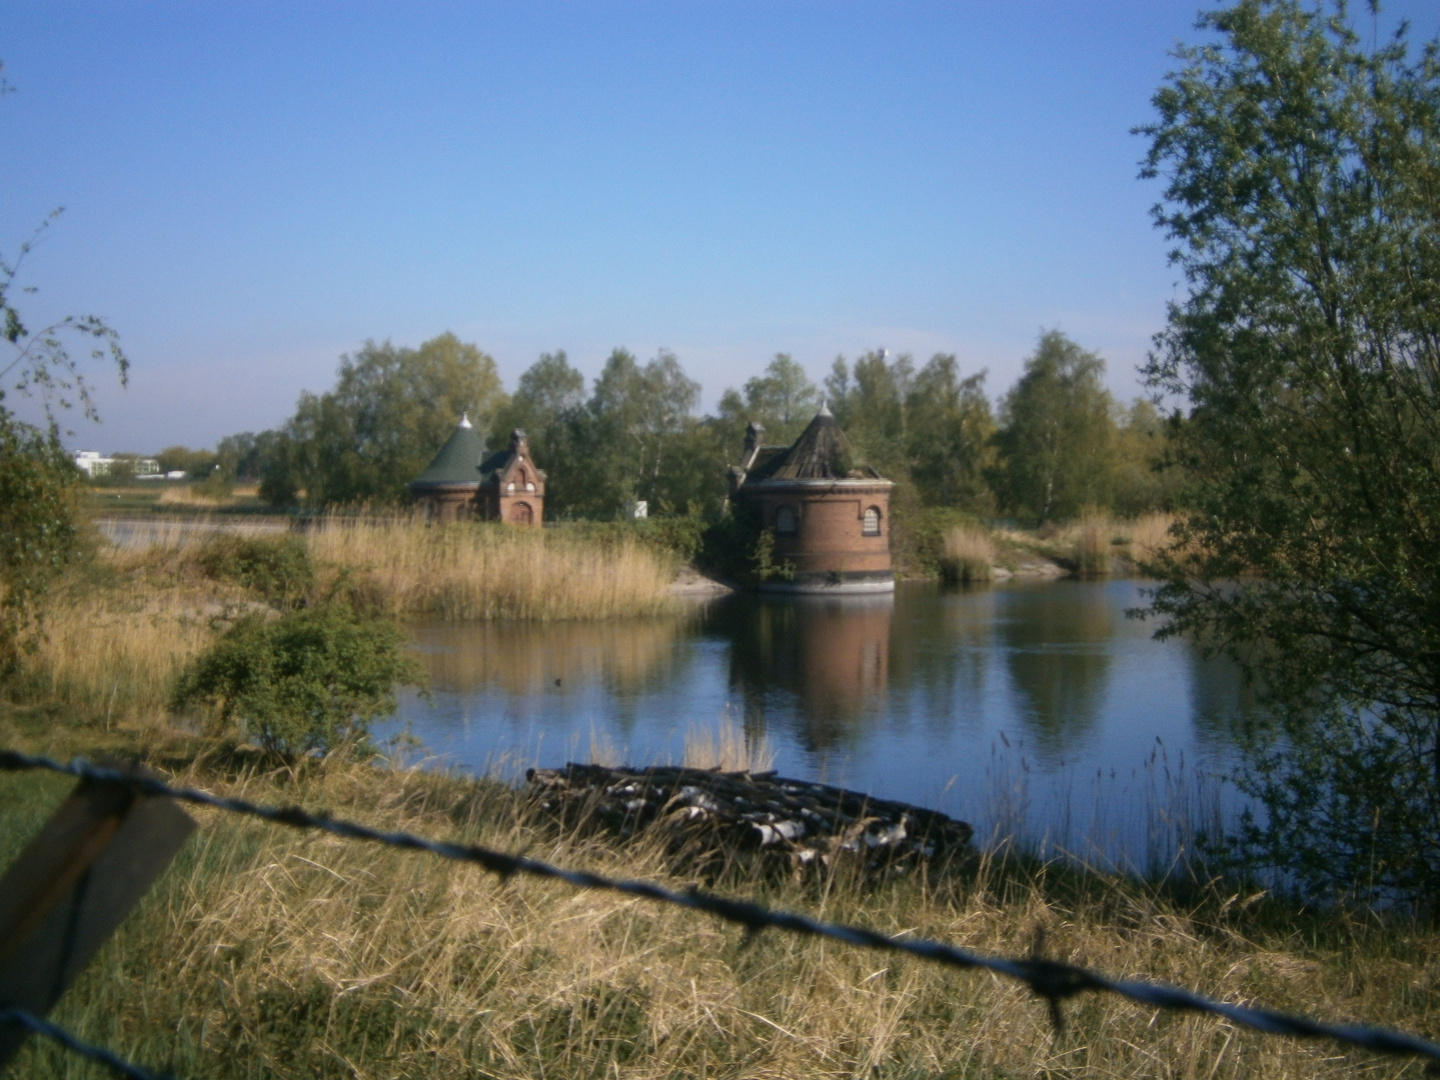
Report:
0,761,195,1068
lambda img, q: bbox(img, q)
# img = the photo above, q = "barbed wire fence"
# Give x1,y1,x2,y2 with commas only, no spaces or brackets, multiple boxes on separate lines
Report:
2,749,1439,1079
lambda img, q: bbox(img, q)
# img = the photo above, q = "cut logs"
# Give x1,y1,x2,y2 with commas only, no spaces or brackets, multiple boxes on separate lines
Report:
526,763,973,874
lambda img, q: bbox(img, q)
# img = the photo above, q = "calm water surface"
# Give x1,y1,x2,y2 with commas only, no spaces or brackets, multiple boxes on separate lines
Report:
386,580,1257,868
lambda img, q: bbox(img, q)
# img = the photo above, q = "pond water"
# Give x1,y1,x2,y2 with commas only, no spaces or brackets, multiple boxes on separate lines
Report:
384,579,1259,871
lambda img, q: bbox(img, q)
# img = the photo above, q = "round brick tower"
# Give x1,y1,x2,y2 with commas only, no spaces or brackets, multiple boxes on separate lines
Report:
729,405,894,593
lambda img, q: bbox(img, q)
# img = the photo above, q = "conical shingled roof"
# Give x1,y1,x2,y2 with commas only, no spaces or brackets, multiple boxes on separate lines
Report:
411,415,486,489
748,404,883,482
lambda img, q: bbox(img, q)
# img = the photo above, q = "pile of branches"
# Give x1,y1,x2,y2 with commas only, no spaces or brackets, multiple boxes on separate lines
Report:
526,762,973,875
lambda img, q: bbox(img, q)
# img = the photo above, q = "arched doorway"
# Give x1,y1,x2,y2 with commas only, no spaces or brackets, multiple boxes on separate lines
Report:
509,501,534,525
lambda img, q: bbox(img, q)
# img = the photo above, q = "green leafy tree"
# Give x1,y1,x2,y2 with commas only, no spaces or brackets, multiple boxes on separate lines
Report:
491,350,587,514
716,353,822,449
566,348,701,518
263,333,506,507
992,331,1118,523
1111,400,1182,517
905,354,996,511
1137,0,1440,901
156,445,218,479
172,605,423,758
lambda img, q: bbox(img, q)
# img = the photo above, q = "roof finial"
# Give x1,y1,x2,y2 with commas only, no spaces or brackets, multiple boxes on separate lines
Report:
817,400,833,418
458,412,473,429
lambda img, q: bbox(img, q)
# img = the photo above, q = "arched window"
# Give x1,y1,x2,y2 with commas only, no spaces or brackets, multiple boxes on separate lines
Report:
775,505,798,536
525,482,536,492
862,506,881,536
507,481,516,493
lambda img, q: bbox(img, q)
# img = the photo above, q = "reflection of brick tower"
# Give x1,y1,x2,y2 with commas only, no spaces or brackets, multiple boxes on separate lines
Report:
729,406,894,593
795,597,891,740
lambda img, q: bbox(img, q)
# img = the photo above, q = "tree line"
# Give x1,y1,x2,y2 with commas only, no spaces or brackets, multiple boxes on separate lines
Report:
197,328,1177,526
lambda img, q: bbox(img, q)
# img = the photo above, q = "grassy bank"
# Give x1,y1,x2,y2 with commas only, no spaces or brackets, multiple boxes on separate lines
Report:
911,510,1181,582
1,737,1435,1079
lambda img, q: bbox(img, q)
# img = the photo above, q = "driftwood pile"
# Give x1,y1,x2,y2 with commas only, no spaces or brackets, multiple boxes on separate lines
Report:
525,763,973,874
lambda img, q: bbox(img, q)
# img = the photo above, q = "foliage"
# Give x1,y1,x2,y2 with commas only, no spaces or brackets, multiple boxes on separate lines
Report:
490,349,586,506
714,353,821,449
696,504,793,585
554,514,707,565
172,604,423,757
260,333,506,507
1137,0,1440,902
992,331,1118,524
906,354,996,512
196,534,315,610
156,445,219,479
559,348,707,519
0,419,81,673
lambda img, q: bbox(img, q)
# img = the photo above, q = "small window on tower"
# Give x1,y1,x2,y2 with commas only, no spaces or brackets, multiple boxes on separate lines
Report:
775,505,797,536
862,507,881,536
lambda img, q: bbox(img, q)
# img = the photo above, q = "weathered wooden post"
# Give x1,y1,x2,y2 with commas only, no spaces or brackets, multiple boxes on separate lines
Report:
0,761,195,1067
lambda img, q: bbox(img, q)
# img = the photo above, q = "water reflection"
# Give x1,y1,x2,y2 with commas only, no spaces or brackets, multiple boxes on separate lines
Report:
411,614,694,701
995,584,1113,760
392,580,1251,867
709,595,893,752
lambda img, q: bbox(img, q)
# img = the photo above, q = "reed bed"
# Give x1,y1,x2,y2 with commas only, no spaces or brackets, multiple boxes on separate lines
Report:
1069,510,1115,578
308,517,679,620
7,758,1434,1080
937,524,996,584
14,582,226,722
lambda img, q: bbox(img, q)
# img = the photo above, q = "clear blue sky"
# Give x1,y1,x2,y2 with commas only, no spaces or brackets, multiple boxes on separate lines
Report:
4,2,1436,453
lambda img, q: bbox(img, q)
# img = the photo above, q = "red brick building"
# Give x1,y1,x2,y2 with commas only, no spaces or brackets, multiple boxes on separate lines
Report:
729,405,894,593
411,418,546,526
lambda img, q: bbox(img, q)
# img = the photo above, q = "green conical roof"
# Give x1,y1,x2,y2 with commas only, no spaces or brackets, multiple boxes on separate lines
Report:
411,415,486,488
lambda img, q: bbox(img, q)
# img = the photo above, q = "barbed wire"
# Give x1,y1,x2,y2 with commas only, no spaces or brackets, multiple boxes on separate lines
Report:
0,1008,176,1080
4,749,1440,1073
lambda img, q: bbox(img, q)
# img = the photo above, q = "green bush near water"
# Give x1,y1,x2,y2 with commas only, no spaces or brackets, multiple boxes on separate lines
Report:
171,604,423,757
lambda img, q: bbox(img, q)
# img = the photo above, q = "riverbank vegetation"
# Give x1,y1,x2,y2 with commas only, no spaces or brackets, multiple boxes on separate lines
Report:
1,730,1436,1079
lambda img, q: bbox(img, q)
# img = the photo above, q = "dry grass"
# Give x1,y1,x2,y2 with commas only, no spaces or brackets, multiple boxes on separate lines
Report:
682,711,775,773
1122,511,1185,570
1069,510,1115,578
9,758,1433,1079
308,517,679,620
938,524,996,584
18,588,217,724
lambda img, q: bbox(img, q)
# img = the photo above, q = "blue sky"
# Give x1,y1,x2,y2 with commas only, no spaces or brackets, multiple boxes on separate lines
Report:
4,2,1436,453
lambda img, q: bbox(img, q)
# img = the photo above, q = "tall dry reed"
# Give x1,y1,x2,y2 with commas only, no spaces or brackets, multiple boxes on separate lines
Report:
1069,510,1114,578
12,758,1434,1079
17,582,225,722
308,517,678,620
682,710,775,772
938,524,996,584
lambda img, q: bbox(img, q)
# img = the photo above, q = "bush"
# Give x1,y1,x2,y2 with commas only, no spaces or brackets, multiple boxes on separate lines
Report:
197,534,315,609
171,604,423,757
552,515,706,565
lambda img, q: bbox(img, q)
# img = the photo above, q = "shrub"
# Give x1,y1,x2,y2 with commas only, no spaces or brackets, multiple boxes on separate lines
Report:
171,604,423,757
197,534,315,609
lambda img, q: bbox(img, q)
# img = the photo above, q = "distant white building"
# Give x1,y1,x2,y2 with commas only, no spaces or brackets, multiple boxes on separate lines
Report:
73,451,160,478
